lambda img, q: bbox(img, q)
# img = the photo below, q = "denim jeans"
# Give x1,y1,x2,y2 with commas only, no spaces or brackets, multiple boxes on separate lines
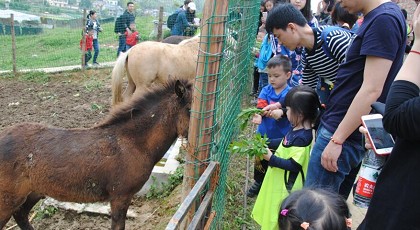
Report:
305,125,365,192
258,72,268,92
92,39,99,63
125,44,133,51
117,35,126,57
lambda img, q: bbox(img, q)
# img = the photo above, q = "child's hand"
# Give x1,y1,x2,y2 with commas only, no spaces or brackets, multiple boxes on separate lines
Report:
263,148,272,161
252,114,262,124
266,109,283,120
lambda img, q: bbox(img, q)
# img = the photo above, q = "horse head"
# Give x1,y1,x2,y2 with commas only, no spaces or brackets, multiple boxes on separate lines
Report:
174,79,193,138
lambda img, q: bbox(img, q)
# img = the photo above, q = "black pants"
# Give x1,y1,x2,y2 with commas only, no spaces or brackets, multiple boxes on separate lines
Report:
252,67,259,95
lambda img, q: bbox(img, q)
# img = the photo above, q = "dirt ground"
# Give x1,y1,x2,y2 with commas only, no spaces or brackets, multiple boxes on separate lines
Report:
0,68,181,230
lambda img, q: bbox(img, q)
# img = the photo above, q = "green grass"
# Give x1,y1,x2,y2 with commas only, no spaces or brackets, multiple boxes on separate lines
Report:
0,15,161,71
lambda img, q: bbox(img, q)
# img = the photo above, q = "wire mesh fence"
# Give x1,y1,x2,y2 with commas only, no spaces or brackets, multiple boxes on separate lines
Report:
0,1,202,72
183,0,260,227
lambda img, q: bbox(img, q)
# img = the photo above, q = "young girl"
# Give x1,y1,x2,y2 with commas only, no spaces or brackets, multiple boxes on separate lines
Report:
252,85,322,230
279,188,352,230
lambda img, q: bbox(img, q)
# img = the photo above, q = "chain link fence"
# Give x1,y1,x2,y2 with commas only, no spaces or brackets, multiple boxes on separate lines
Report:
0,1,202,72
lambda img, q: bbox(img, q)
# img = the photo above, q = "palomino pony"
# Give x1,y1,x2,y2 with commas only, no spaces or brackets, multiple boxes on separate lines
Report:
0,79,193,230
111,35,199,105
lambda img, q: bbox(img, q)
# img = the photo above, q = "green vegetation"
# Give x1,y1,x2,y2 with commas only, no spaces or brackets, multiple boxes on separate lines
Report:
35,206,58,220
146,166,184,199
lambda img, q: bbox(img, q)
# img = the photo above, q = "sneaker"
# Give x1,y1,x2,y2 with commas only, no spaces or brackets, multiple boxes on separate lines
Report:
93,62,100,66
247,181,262,198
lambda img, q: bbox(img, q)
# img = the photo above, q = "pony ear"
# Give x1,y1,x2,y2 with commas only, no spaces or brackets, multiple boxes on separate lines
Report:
175,80,186,98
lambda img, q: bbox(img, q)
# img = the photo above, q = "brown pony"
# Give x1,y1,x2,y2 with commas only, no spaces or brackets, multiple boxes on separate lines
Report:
0,79,193,230
111,36,199,105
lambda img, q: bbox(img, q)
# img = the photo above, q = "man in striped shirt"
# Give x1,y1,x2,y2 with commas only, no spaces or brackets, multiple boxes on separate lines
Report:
266,4,353,106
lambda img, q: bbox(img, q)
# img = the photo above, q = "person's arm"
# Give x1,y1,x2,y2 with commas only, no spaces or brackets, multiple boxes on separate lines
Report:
382,4,420,139
262,148,302,172
301,63,318,89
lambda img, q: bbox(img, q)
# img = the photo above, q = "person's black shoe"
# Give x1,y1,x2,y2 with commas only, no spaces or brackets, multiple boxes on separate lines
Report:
247,181,262,198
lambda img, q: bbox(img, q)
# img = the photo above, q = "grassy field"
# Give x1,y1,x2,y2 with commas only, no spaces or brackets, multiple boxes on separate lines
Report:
0,15,165,71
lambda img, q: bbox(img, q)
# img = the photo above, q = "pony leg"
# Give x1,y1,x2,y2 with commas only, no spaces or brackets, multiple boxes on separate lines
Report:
110,197,132,230
0,192,26,230
122,74,136,102
0,216,12,230
13,192,44,230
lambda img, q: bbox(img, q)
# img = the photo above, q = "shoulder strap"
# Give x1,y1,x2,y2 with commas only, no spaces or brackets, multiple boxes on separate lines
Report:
320,26,342,60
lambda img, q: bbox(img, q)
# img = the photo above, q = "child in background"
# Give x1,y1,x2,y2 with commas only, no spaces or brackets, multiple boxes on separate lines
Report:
80,27,94,67
247,56,293,198
252,85,322,230
279,188,352,230
125,22,140,51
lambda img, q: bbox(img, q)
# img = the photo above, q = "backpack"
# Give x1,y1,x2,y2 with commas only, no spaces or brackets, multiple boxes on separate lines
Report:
114,15,125,34
167,10,180,30
320,26,354,61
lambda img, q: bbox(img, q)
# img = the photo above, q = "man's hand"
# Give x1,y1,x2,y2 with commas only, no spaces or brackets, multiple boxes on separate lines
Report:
321,141,342,172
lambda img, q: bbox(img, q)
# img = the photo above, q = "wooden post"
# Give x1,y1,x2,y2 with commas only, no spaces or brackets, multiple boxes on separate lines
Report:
10,14,17,76
182,0,229,227
81,9,87,70
157,6,163,42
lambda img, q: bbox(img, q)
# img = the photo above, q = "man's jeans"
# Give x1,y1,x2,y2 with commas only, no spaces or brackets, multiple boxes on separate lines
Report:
117,35,126,57
93,39,99,63
305,125,365,192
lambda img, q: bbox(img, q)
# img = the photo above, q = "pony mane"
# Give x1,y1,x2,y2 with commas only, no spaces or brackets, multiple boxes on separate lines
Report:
99,78,191,127
179,35,200,45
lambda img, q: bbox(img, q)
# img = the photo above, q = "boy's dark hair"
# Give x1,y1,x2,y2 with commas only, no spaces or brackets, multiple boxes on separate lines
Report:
331,2,358,28
279,188,351,230
267,55,292,73
184,0,192,5
265,3,307,34
86,25,94,32
284,85,322,128
127,1,134,6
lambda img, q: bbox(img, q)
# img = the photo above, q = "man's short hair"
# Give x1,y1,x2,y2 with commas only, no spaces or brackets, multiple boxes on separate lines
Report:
127,2,134,6
265,3,307,34
267,55,292,73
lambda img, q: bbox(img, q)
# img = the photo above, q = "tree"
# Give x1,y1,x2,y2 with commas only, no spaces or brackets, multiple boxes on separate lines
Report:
79,0,92,9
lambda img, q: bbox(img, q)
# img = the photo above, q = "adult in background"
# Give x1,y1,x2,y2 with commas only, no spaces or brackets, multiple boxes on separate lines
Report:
304,0,406,197
358,4,420,229
171,2,197,36
86,10,102,66
117,2,135,57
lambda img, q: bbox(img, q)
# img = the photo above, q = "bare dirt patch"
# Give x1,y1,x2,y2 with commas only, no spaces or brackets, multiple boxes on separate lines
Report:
0,68,181,230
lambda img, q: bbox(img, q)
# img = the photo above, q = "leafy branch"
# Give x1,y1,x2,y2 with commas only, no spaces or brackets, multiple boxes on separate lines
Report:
229,133,269,158
237,107,263,131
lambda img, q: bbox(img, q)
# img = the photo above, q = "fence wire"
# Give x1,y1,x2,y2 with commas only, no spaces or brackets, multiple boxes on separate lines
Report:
185,0,260,228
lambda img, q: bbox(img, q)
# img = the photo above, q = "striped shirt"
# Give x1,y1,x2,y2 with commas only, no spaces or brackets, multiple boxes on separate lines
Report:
301,26,354,89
